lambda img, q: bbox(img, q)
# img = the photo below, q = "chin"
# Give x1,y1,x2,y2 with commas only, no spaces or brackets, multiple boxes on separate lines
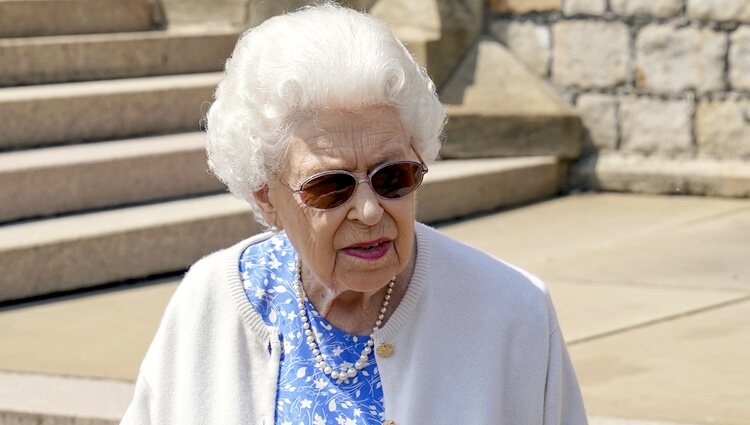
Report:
339,265,399,290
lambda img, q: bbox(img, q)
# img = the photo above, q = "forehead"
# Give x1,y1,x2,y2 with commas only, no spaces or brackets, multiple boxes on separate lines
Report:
285,107,410,175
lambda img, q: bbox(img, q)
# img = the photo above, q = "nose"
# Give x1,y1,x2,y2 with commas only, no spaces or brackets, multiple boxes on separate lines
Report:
346,177,384,226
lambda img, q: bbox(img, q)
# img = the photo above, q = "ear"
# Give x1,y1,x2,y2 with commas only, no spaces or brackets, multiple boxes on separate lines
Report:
252,185,280,229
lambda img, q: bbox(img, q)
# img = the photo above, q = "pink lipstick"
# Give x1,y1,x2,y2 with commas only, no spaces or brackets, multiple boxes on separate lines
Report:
342,238,392,260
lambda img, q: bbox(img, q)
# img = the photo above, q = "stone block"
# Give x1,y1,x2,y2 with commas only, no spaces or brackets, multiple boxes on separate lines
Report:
563,0,606,15
442,112,582,159
490,20,550,76
440,37,582,159
687,0,750,22
576,94,618,151
0,194,259,303
553,21,630,88
696,100,750,159
163,0,376,28
245,0,314,26
0,372,133,423
0,0,153,38
0,133,224,222
0,73,220,150
619,97,692,155
611,0,683,17
371,0,483,88
730,27,750,90
0,29,238,87
416,157,562,223
571,154,750,197
161,0,247,25
636,25,727,94
490,0,561,13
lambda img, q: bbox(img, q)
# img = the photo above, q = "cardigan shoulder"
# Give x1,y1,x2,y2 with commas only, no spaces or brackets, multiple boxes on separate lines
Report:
416,222,556,333
124,232,282,424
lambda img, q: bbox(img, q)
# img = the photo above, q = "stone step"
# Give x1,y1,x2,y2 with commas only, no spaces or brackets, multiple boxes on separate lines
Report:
439,37,582,160
0,73,221,150
0,371,132,425
0,133,224,223
0,156,561,303
570,154,750,198
0,0,155,38
0,28,239,86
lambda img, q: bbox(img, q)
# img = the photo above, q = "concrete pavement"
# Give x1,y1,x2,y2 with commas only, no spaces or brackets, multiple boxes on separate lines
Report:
1,192,748,424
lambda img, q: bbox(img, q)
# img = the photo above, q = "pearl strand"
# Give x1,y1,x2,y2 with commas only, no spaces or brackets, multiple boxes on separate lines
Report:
295,261,395,384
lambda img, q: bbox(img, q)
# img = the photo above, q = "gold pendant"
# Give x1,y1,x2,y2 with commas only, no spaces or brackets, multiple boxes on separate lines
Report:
376,343,394,357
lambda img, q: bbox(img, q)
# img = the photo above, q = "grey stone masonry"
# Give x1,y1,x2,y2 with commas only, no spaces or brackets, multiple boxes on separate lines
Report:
563,0,606,16
730,27,750,90
636,25,727,94
491,20,550,76
577,94,618,151
491,0,561,14
687,0,750,22
619,97,693,155
696,100,750,158
611,0,683,18
553,21,630,88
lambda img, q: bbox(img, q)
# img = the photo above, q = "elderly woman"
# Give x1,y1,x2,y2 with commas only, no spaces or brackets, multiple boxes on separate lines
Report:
121,4,587,425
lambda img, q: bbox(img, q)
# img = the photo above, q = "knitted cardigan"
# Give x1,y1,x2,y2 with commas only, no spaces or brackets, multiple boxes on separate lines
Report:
121,222,588,425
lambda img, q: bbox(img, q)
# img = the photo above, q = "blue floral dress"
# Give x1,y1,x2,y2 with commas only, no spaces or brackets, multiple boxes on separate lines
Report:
240,234,386,425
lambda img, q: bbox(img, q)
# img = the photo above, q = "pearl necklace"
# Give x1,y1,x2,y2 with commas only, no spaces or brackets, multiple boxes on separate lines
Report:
294,261,395,384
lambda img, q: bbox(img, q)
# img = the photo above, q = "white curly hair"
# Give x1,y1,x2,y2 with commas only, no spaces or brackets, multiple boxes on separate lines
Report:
206,2,446,226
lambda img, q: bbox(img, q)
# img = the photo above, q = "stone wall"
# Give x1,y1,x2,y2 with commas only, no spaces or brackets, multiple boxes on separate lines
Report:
490,0,750,196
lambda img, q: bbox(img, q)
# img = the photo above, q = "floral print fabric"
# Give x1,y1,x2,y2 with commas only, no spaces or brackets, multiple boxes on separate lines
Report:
240,234,385,425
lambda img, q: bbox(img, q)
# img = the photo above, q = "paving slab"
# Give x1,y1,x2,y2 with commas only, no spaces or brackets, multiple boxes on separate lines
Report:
547,280,746,344
438,192,750,277
536,205,750,291
570,299,750,425
589,418,703,425
0,279,178,381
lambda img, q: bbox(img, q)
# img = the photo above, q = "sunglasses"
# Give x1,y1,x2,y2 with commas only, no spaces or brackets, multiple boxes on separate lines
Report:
281,150,428,210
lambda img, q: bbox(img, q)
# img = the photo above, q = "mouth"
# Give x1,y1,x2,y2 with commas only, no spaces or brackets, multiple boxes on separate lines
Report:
342,238,392,260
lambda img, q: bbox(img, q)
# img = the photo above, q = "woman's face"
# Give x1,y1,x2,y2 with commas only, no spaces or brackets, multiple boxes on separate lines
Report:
259,106,417,294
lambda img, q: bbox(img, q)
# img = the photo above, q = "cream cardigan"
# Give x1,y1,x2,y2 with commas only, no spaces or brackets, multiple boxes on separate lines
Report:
121,222,587,424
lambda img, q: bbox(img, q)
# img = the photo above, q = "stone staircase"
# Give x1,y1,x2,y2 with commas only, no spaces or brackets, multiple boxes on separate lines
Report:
0,0,578,305
0,1,579,422
0,0,249,304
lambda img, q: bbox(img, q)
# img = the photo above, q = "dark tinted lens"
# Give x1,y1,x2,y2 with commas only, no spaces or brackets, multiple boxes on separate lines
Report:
299,172,357,209
371,162,423,199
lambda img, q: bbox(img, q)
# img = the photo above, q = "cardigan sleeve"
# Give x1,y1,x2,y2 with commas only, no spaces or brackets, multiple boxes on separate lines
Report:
120,374,155,424
543,325,589,425
118,254,215,425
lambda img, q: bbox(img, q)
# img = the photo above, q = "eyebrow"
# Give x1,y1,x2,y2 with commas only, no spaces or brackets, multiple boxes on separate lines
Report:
368,149,404,167
301,152,402,178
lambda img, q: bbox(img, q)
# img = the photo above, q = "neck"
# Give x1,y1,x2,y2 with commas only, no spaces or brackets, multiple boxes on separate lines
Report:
300,245,416,335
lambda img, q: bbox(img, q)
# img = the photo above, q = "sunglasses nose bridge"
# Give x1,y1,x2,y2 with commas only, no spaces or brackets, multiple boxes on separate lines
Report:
350,173,378,198
355,174,372,187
